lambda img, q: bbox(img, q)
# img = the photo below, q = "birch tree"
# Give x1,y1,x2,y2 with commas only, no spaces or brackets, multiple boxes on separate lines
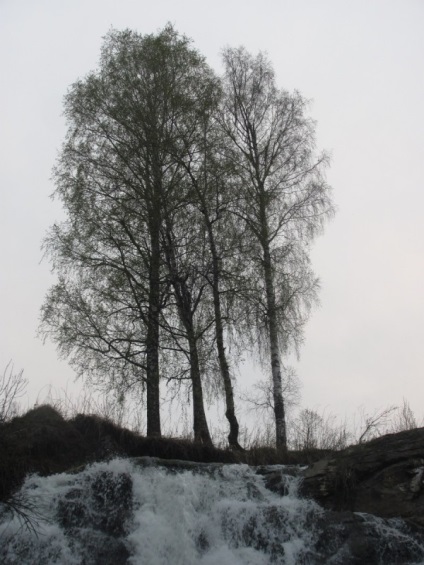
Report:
41,26,217,438
160,207,215,445
173,111,245,449
221,47,334,451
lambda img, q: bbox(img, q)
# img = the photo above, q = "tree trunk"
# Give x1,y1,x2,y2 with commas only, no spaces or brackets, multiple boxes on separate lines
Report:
187,327,213,446
263,243,287,452
145,220,161,437
163,225,213,446
205,219,243,450
258,184,287,453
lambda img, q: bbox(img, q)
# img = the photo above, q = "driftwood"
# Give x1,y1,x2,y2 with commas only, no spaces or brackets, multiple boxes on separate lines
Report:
299,427,424,528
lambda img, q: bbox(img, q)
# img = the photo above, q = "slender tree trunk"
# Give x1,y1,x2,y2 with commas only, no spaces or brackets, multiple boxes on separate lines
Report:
186,327,213,445
205,219,243,450
258,187,287,453
145,218,161,437
163,225,213,446
263,243,288,452
215,313,242,450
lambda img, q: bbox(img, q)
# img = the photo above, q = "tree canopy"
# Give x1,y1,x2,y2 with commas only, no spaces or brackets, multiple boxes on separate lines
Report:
40,25,333,451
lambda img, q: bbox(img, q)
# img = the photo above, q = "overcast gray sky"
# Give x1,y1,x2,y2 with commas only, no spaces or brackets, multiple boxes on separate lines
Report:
1,0,423,424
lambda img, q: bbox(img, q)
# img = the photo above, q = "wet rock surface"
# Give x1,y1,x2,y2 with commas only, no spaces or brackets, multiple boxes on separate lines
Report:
57,470,133,536
1,458,424,564
55,470,133,564
299,427,424,529
127,457,424,564
312,511,424,565
2,409,424,564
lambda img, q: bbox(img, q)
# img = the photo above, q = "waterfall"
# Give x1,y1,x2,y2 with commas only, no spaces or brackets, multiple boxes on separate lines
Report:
1,458,423,564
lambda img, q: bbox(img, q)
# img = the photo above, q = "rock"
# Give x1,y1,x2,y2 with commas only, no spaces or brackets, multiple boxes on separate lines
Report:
313,511,424,565
131,456,225,474
57,470,133,536
300,427,424,529
255,464,303,496
67,530,130,565
56,469,133,564
90,470,133,536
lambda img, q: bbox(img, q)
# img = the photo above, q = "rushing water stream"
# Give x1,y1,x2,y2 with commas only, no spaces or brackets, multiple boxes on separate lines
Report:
1,458,424,564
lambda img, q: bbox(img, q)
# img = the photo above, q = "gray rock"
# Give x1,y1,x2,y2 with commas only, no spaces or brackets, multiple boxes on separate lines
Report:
300,427,424,529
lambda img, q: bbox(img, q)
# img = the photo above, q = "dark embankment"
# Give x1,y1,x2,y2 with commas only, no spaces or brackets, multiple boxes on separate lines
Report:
2,404,316,504
2,404,424,534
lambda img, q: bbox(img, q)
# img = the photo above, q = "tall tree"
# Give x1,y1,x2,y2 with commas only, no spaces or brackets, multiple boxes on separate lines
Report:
41,26,218,437
220,47,334,451
173,111,245,449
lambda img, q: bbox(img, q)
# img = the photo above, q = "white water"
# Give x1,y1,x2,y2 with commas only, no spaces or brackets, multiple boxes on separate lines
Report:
1,458,423,565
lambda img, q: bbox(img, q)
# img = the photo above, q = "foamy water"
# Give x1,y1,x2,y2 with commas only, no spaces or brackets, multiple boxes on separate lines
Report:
0,458,423,564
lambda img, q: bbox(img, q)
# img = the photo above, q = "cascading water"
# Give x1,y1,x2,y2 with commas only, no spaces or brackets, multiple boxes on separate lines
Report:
1,458,423,565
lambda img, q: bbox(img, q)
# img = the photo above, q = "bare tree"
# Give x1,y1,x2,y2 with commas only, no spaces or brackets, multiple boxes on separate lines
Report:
391,398,418,432
220,47,334,451
240,365,301,422
0,362,27,423
290,408,350,451
356,405,398,444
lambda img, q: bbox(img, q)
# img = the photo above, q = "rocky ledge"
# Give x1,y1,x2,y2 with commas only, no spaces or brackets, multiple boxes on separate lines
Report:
298,427,424,528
